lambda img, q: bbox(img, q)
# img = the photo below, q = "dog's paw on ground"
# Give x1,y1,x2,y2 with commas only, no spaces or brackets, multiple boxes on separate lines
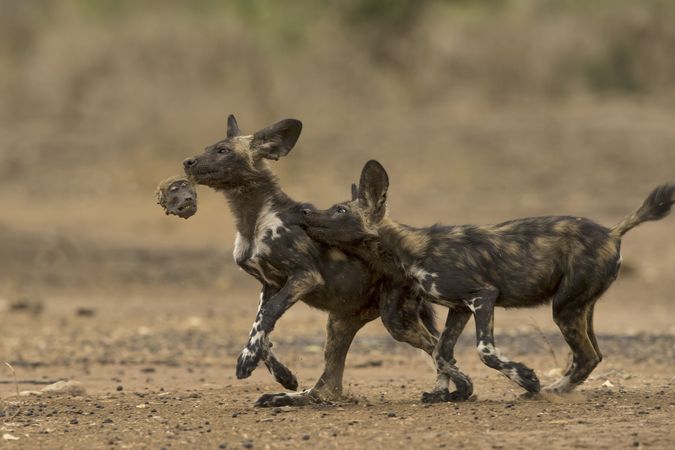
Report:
421,388,472,403
254,390,323,407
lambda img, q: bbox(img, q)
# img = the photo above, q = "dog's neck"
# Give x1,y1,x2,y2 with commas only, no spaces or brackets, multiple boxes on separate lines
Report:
376,218,430,275
222,168,292,240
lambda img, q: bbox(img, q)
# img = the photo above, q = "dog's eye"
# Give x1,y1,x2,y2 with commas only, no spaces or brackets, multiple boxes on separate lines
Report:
218,147,230,154
336,206,348,214
170,185,179,192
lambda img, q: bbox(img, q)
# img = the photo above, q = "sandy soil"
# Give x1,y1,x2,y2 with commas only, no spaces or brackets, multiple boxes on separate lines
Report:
1,235,674,449
1,313,674,449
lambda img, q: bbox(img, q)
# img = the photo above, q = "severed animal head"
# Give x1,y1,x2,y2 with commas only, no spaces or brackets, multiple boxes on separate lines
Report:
155,175,198,219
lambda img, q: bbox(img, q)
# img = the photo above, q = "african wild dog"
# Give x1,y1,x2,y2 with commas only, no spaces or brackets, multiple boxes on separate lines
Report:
302,160,674,401
155,174,300,387
183,117,439,406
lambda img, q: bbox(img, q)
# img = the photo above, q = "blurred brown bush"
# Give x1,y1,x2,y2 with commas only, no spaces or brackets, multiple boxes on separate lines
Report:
1,0,674,216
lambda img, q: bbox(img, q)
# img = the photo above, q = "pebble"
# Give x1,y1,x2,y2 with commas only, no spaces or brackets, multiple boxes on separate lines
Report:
76,307,96,317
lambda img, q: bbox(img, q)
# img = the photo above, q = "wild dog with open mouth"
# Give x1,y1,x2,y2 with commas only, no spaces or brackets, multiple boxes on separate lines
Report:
302,160,674,401
183,118,439,406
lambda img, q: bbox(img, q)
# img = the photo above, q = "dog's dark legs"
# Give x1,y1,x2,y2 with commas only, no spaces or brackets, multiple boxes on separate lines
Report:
255,311,374,407
237,273,320,381
231,289,298,390
470,289,541,393
585,303,603,364
422,305,473,403
547,290,603,393
261,337,298,391
379,286,438,355
313,312,374,397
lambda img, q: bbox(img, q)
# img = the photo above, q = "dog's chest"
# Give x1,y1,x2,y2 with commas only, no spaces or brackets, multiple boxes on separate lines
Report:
233,204,288,286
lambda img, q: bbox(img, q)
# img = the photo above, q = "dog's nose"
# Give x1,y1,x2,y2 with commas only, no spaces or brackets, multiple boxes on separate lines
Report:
183,157,196,169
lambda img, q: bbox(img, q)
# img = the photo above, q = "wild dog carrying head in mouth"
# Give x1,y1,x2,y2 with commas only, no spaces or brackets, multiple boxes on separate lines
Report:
181,116,440,407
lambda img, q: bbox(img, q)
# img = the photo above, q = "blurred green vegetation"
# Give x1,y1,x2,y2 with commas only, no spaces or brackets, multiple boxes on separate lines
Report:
2,0,673,96
1,0,673,132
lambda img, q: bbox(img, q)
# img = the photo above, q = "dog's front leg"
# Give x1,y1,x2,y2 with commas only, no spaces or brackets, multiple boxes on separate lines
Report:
469,289,540,393
258,286,298,390
422,305,473,403
237,286,299,390
236,272,323,380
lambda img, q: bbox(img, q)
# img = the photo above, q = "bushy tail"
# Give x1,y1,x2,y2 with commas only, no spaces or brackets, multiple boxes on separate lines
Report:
611,183,675,237
419,300,440,338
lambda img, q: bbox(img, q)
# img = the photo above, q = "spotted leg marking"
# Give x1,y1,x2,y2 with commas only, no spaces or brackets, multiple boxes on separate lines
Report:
236,286,298,391
236,294,268,380
422,305,473,403
237,272,323,380
469,291,540,393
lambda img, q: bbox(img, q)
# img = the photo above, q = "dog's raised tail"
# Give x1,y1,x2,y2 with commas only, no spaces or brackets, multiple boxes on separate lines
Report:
611,183,674,237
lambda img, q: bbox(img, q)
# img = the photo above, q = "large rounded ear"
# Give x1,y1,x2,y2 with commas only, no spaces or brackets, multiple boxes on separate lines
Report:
226,114,241,138
358,160,389,222
251,119,302,160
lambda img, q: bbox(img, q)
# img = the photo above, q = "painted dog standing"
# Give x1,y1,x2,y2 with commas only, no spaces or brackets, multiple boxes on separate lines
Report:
183,118,439,406
302,160,674,401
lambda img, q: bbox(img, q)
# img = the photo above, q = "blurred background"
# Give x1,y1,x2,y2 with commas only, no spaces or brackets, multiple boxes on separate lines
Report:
1,0,674,372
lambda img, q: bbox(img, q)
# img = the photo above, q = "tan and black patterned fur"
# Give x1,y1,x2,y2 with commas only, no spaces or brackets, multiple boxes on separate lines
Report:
183,119,439,407
302,160,674,401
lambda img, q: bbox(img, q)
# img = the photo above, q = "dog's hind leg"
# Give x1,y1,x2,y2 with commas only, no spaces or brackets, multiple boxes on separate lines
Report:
585,302,602,364
255,311,375,407
470,289,541,393
547,290,603,394
421,305,473,403
312,312,375,398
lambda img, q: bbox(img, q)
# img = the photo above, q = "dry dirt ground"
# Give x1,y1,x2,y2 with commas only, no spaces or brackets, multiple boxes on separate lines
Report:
1,226,674,450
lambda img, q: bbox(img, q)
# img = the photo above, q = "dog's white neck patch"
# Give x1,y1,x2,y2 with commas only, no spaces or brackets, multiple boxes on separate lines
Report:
233,200,287,267
254,201,285,247
233,232,250,264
